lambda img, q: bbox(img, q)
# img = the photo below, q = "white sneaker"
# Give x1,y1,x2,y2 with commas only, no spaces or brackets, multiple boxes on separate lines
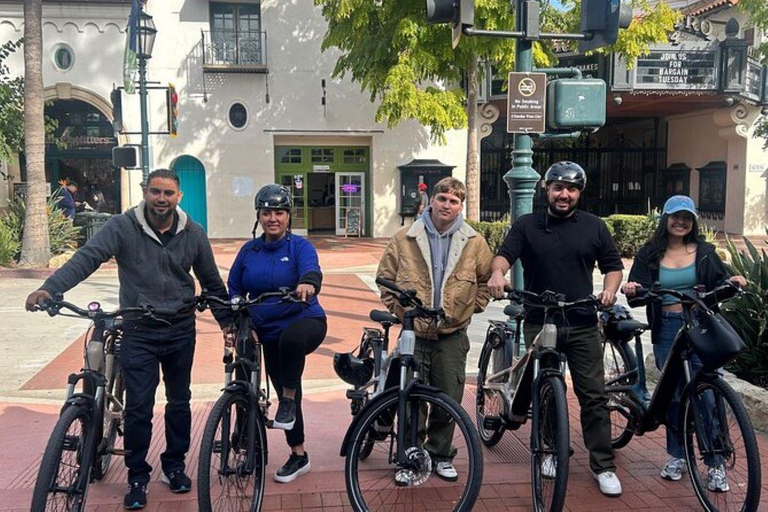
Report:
660,457,687,481
593,471,622,497
707,465,730,492
435,461,458,482
541,455,556,479
394,468,414,486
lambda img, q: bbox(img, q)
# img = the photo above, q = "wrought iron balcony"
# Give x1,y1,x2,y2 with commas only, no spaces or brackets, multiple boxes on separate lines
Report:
201,30,268,73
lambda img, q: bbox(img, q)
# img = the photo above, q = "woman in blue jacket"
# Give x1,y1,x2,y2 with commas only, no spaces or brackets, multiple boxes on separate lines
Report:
228,184,327,483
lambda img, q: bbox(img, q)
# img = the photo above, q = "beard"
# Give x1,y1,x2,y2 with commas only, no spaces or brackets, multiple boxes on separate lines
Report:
548,199,577,217
149,205,174,223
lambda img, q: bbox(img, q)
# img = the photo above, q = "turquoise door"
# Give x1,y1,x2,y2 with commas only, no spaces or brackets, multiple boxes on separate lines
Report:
172,155,208,232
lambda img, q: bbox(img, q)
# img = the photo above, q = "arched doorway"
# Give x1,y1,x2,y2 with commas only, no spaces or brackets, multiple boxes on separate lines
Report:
172,155,208,232
32,99,120,213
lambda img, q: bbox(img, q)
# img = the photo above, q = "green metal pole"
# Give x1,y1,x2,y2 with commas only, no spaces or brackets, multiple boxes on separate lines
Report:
139,5,150,186
503,0,541,292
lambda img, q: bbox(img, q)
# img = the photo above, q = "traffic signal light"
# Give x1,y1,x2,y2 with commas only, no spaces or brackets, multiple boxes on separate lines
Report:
167,83,179,137
110,88,123,133
425,0,474,49
579,0,633,53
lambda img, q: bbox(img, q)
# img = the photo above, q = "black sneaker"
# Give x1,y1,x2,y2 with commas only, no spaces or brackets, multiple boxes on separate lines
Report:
160,470,191,493
274,452,311,483
123,483,147,510
272,397,296,430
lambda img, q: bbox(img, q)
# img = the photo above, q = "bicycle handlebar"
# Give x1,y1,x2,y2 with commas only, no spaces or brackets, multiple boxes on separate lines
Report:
375,277,444,320
196,287,306,313
502,287,600,311
39,297,155,322
634,281,740,310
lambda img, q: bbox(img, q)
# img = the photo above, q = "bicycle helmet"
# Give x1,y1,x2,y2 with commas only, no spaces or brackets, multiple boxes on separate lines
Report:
599,304,635,343
254,183,292,211
333,352,374,387
544,161,587,191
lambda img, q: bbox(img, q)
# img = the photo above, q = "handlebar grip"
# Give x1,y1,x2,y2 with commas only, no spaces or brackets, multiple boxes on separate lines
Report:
375,277,399,293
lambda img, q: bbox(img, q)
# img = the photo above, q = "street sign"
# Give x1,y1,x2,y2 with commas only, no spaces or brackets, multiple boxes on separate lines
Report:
506,72,547,134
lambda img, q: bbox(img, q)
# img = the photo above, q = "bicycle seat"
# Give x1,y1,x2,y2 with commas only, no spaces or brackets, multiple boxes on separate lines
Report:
370,309,399,326
504,304,524,319
616,319,649,333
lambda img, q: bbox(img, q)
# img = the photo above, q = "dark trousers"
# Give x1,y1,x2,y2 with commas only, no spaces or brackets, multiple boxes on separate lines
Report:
525,323,615,474
413,329,470,462
261,317,326,447
120,323,196,485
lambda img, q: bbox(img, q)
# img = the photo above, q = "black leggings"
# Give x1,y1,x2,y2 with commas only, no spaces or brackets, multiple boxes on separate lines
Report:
261,317,327,447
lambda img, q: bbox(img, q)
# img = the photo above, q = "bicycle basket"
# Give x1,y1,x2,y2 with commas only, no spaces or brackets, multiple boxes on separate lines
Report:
685,310,746,369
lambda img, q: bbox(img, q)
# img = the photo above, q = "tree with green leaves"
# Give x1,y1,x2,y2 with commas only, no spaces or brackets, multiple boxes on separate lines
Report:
19,0,49,266
315,0,680,221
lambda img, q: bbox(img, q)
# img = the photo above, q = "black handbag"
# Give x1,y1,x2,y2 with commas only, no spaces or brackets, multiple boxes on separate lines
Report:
685,309,746,369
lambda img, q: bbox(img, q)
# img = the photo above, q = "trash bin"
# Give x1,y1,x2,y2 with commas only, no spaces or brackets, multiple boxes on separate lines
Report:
74,212,112,245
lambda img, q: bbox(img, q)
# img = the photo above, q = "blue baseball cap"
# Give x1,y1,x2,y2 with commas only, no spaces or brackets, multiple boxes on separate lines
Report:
663,195,698,218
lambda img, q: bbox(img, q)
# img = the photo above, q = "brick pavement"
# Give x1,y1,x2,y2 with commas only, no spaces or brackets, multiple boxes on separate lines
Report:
2,237,767,510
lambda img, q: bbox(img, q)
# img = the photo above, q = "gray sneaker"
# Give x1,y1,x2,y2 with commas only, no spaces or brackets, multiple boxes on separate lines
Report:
660,458,687,481
707,465,730,492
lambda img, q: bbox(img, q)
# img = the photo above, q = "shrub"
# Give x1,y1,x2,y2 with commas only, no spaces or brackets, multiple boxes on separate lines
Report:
0,220,18,266
466,220,508,255
603,214,656,258
0,191,81,264
722,235,768,389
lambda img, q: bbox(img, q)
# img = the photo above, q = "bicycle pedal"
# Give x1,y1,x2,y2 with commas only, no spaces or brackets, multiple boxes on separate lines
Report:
110,448,132,457
62,435,80,451
346,389,366,400
483,416,504,431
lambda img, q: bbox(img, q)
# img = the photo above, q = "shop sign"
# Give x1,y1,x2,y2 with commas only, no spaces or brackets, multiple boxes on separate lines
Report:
312,165,330,172
634,49,718,90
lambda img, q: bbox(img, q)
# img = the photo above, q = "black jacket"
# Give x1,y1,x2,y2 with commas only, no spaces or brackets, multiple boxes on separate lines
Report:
627,241,730,344
41,201,230,329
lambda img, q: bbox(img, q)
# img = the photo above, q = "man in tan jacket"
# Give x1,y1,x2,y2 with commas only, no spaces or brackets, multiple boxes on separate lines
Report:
377,177,493,481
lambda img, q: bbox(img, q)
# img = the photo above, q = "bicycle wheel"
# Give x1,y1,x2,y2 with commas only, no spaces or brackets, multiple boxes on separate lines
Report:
93,362,124,480
31,404,93,512
476,343,507,447
531,375,569,512
603,338,636,450
346,388,483,512
682,377,761,512
198,391,267,512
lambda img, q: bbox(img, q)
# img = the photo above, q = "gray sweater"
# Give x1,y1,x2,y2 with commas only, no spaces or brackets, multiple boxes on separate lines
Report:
40,201,230,328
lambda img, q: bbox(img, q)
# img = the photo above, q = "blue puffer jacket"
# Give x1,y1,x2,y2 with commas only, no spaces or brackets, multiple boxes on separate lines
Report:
228,233,325,341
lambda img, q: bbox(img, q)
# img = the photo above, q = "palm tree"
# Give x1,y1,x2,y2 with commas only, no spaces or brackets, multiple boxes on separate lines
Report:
19,0,50,266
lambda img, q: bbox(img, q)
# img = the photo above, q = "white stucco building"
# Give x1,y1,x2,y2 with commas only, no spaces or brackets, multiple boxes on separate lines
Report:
0,0,468,238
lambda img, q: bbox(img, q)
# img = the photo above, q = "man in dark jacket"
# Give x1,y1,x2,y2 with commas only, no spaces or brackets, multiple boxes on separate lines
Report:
58,180,79,219
25,169,230,510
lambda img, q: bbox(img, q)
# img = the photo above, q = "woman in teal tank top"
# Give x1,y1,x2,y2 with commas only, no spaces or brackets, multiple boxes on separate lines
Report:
622,196,746,488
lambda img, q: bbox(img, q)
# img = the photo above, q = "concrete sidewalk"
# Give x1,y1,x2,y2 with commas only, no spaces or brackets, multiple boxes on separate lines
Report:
1,237,767,511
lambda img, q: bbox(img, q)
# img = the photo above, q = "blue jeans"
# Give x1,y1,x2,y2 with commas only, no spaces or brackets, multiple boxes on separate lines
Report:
654,312,721,465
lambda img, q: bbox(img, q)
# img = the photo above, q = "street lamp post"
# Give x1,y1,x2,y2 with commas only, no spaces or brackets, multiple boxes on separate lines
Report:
137,9,157,186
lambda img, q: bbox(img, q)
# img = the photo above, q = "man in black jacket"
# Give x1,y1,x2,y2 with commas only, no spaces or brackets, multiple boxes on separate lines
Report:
488,161,625,497
26,169,230,509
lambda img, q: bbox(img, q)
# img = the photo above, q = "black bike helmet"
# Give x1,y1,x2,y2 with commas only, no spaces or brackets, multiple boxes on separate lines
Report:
333,352,374,387
254,184,292,211
599,304,635,343
544,161,587,191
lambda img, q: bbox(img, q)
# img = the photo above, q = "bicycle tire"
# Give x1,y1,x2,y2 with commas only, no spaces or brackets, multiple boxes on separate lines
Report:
682,377,761,512
603,338,636,450
345,388,483,512
531,375,569,512
31,404,93,512
198,391,267,512
93,362,124,480
476,343,506,447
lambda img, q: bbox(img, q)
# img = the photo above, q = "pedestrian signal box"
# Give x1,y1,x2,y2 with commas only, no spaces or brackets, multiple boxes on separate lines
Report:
546,79,606,132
